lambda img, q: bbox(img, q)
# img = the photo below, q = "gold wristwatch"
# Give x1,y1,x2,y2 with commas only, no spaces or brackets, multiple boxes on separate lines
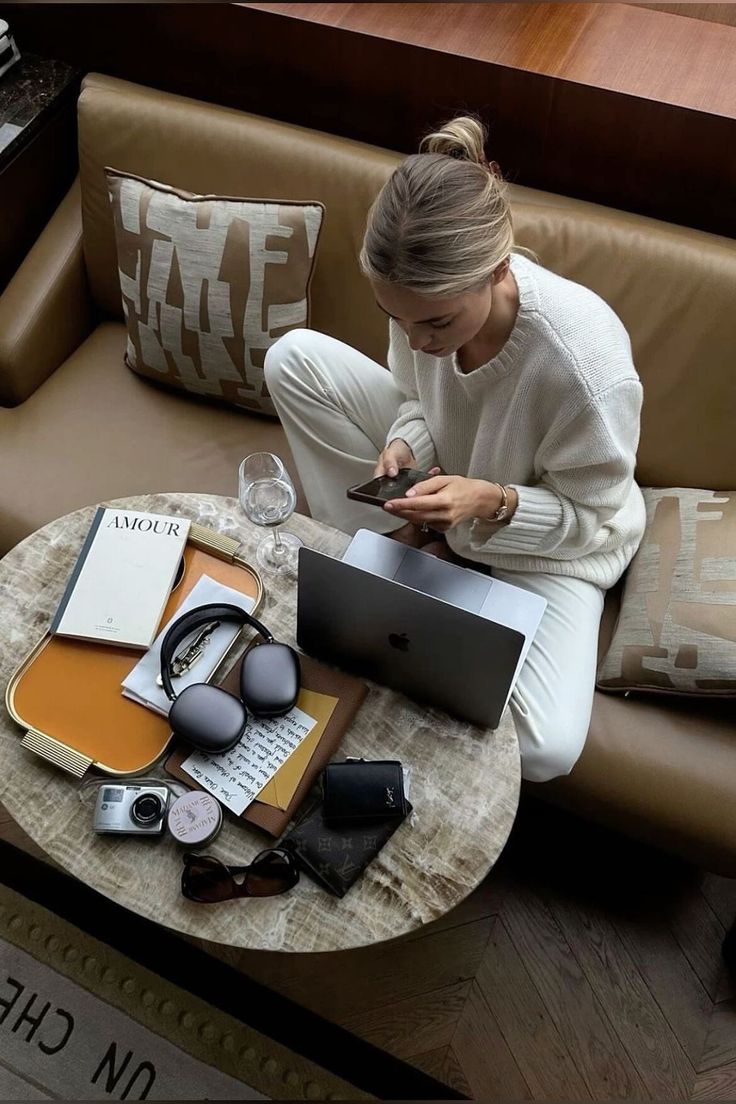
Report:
487,482,509,521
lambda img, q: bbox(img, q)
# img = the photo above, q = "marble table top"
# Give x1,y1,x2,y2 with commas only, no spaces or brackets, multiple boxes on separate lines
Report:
0,51,80,168
0,493,520,953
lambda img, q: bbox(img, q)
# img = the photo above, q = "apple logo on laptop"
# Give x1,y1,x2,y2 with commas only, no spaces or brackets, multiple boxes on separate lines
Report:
388,632,410,652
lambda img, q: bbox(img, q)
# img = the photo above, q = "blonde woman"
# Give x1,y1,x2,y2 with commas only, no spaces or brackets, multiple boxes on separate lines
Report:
264,116,646,783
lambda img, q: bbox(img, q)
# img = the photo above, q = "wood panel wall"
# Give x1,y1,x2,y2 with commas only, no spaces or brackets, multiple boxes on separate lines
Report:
3,2,735,237
632,3,736,27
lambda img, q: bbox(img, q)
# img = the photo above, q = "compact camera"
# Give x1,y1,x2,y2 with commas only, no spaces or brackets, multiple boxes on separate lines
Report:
93,784,170,835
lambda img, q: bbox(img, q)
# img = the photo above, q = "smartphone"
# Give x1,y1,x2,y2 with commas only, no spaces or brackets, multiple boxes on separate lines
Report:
346,468,433,507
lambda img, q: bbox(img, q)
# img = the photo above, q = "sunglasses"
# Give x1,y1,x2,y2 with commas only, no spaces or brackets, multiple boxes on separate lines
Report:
181,847,299,903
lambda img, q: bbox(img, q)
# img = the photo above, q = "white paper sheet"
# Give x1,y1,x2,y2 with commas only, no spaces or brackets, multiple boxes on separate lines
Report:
180,706,318,815
121,576,254,716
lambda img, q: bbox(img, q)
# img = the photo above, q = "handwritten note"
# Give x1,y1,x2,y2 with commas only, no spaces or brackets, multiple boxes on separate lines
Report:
180,706,317,815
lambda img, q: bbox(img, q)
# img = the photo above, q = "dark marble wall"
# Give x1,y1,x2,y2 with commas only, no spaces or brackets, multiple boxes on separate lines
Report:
0,51,79,165
0,49,81,291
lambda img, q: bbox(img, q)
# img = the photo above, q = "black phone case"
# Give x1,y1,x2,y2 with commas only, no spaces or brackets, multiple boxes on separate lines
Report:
346,468,432,507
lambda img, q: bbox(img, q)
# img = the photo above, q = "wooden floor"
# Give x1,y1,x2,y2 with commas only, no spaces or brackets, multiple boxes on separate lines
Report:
3,796,735,1100
196,798,736,1101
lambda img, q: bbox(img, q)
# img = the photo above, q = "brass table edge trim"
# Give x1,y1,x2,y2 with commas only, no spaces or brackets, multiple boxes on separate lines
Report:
20,730,92,778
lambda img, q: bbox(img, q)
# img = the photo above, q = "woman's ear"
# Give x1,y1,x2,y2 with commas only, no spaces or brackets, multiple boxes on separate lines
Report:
490,257,511,286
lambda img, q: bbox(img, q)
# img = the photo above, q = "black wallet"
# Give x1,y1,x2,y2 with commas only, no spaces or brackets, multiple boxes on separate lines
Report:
280,795,412,898
322,759,408,824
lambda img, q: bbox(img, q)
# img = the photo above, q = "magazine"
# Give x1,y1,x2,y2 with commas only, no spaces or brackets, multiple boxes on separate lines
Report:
50,508,190,648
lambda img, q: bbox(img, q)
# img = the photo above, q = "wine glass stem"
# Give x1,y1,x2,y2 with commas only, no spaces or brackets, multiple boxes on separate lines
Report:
272,526,285,556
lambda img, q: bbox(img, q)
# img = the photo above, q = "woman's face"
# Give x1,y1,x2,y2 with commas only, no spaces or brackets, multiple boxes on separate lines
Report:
371,277,495,357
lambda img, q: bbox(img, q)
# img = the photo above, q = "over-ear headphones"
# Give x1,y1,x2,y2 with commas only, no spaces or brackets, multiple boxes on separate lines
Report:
160,603,301,755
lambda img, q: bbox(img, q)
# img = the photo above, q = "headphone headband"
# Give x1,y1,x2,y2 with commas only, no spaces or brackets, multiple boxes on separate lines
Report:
160,603,274,701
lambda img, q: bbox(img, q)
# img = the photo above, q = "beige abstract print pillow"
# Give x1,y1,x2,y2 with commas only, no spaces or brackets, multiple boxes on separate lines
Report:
106,169,324,417
597,488,736,696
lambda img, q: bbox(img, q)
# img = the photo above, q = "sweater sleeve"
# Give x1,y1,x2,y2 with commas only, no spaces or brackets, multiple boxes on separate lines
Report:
470,379,643,559
384,322,437,471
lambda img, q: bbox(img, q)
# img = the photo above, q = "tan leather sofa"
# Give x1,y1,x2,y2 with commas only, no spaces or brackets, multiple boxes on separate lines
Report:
1,73,734,877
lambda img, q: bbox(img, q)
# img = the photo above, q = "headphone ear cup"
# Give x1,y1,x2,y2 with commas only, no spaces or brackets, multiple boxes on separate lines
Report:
240,642,301,716
169,683,247,754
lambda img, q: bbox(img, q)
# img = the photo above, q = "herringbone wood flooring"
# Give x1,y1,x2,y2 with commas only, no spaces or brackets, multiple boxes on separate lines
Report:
2,796,735,1100
198,799,736,1101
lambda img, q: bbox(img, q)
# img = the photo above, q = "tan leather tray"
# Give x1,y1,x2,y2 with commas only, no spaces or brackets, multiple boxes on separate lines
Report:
5,524,262,778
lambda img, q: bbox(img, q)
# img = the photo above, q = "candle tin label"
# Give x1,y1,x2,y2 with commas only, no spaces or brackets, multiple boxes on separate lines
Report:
167,791,223,846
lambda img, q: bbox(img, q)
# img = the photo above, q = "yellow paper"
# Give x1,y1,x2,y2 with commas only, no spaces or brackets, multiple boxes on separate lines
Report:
256,689,338,810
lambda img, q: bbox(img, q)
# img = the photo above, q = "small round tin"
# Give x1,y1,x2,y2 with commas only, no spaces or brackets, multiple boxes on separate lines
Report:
167,792,223,847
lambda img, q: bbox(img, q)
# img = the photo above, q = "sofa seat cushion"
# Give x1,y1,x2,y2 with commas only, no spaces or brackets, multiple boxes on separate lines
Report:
532,685,736,876
531,579,736,874
0,322,303,555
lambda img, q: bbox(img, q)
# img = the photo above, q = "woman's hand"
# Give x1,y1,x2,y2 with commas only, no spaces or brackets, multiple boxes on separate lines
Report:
374,438,416,478
384,474,505,531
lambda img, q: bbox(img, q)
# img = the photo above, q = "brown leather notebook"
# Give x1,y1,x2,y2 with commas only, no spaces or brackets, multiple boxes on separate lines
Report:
164,653,368,837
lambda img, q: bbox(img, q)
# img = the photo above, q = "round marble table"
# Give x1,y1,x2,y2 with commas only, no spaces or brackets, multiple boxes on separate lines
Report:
0,493,520,952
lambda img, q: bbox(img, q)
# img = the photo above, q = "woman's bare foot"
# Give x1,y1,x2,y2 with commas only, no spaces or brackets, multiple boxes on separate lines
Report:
387,522,420,547
389,525,487,570
388,523,455,559
388,522,437,549
420,539,452,560
425,541,489,571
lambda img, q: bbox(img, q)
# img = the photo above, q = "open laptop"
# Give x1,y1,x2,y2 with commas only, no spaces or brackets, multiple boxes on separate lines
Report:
297,529,547,729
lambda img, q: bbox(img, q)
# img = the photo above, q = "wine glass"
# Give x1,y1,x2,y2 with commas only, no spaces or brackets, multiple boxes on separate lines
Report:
238,452,302,574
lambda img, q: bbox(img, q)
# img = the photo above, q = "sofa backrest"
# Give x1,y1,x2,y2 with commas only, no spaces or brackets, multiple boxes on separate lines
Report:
78,73,735,490
78,73,397,389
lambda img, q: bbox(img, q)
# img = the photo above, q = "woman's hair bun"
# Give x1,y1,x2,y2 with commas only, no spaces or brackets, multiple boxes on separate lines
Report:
360,111,514,297
419,115,489,168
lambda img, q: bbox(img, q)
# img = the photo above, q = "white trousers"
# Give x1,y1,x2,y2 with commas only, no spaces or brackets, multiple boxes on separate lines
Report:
264,330,605,783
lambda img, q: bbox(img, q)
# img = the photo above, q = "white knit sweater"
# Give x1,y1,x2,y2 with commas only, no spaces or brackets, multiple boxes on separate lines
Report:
385,253,647,589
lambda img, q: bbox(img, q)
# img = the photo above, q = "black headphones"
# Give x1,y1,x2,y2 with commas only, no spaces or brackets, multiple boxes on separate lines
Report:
160,603,301,755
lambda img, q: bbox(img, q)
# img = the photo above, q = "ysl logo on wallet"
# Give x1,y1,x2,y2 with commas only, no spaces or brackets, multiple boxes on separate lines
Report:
385,786,395,807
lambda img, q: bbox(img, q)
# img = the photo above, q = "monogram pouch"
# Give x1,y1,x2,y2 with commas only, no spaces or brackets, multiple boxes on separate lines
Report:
280,795,412,898
322,759,408,824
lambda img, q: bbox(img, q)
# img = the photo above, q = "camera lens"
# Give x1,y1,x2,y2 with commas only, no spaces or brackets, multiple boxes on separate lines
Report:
130,792,164,826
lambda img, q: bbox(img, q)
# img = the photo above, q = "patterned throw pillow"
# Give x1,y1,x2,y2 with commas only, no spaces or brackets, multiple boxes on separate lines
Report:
597,488,736,696
106,169,324,417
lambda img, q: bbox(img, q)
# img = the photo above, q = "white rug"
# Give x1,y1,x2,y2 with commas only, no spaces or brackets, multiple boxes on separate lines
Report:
0,937,263,1100
0,882,369,1101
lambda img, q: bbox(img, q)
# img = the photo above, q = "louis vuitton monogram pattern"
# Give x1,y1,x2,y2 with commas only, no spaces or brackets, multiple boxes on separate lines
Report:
106,169,324,417
283,795,410,898
597,488,736,695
